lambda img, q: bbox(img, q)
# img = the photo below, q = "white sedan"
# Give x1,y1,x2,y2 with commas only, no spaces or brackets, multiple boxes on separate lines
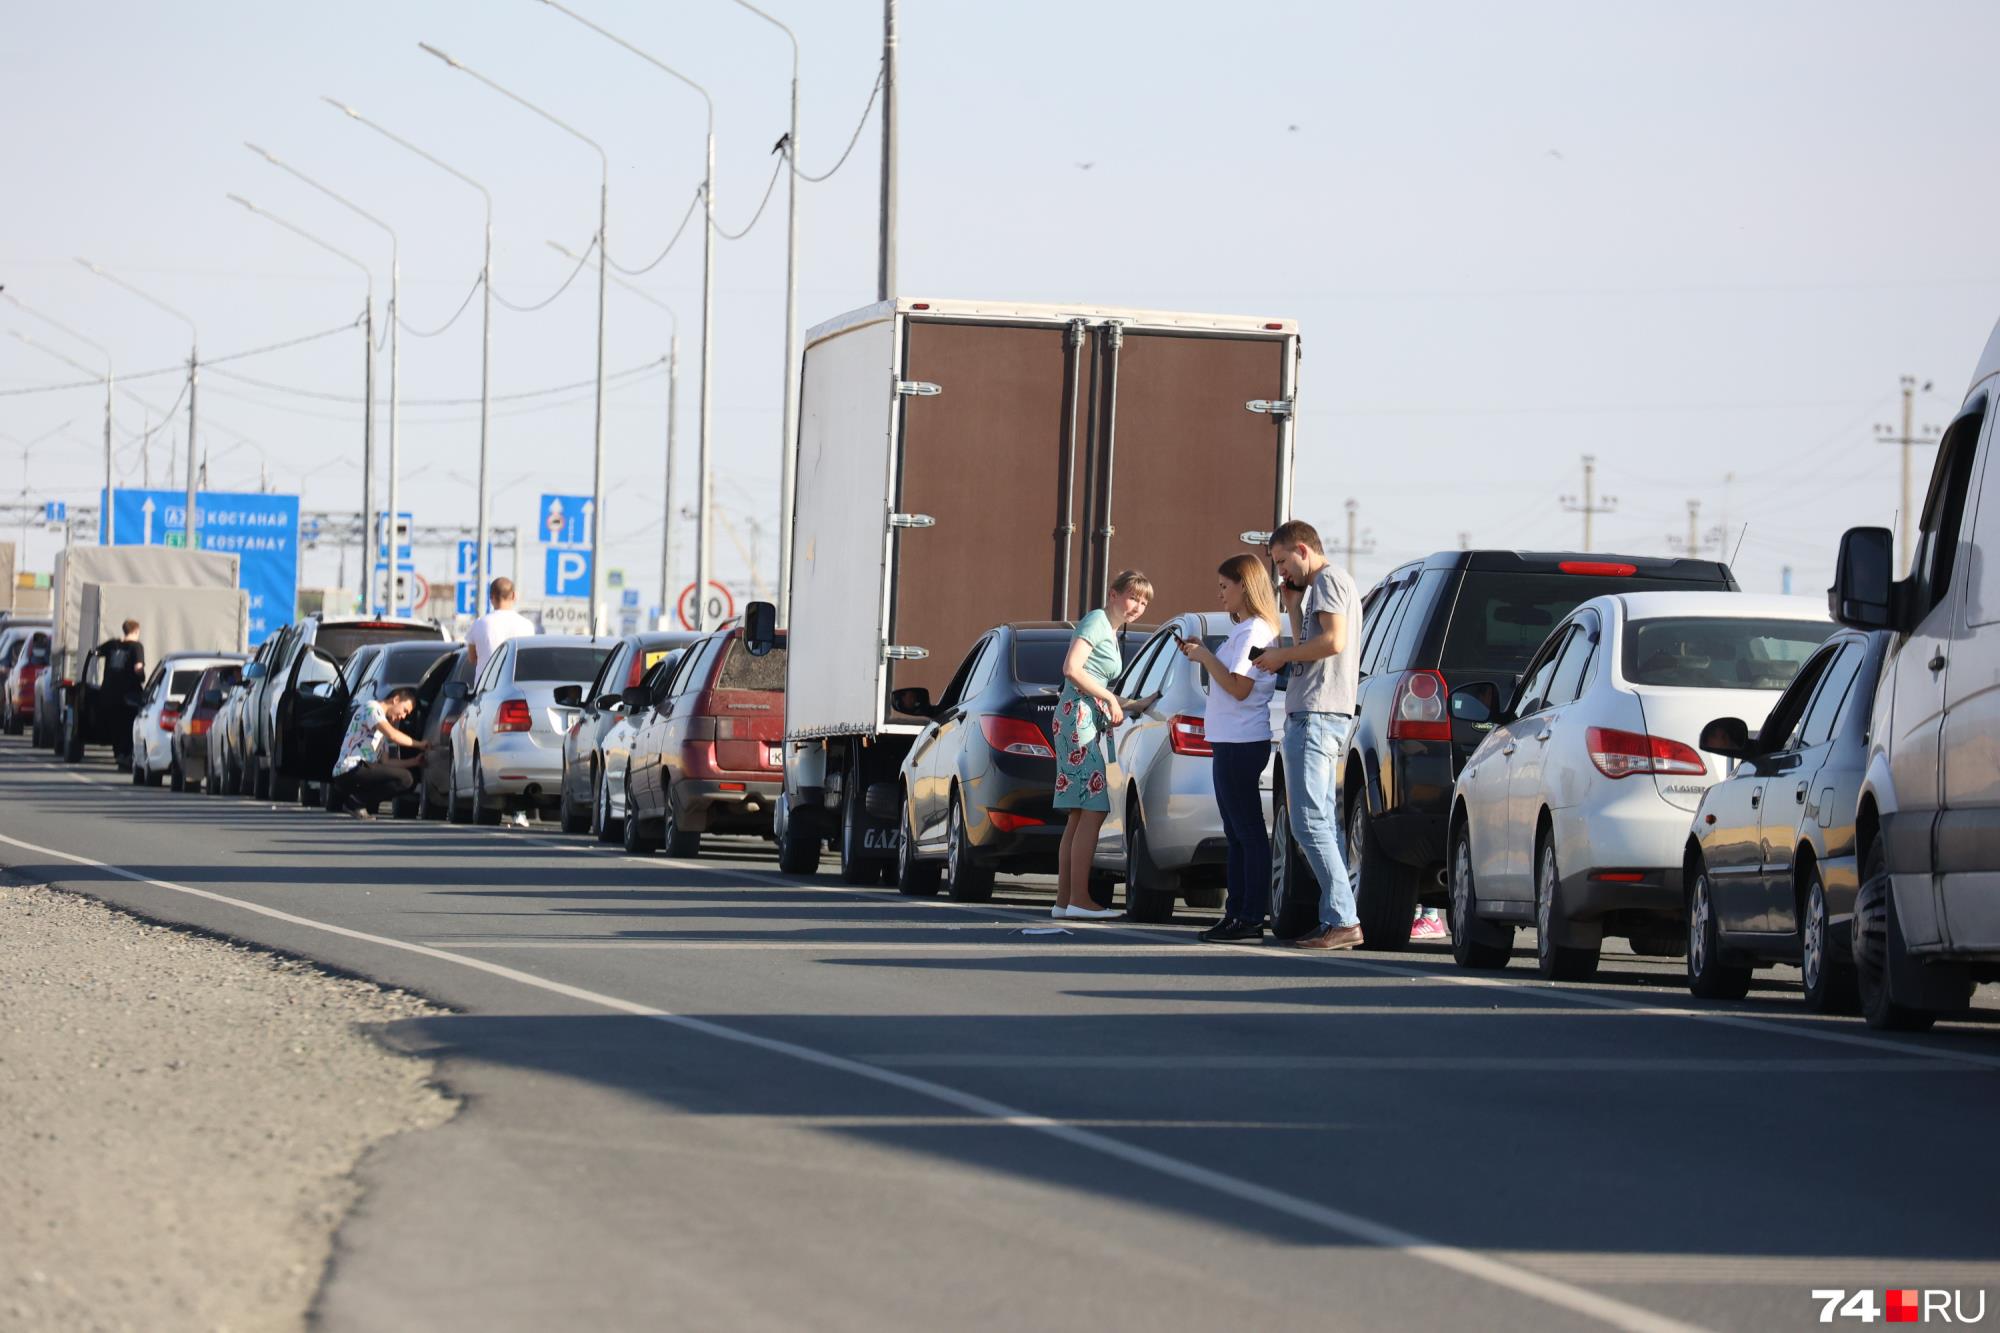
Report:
1445,592,1831,980
131,653,248,788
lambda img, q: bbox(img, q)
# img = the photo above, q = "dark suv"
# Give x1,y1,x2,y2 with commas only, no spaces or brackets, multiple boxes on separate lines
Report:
1273,551,1739,945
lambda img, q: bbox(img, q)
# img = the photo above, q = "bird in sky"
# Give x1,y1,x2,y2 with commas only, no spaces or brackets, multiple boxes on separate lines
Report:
1546,147,1565,160
1075,161,1095,170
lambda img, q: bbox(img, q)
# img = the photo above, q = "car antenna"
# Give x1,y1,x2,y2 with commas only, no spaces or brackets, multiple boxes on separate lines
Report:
1730,523,1748,567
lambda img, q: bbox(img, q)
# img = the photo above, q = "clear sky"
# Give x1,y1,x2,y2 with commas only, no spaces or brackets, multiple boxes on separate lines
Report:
4,0,1997,614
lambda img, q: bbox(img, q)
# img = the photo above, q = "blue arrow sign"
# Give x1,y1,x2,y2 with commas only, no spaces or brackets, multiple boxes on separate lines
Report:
538,493,594,547
43,501,66,524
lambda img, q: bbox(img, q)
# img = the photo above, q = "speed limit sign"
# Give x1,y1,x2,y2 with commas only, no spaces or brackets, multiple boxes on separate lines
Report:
676,580,736,630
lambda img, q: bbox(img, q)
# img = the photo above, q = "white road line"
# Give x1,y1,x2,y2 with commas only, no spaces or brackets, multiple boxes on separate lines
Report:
859,1054,1964,1073
0,823,1705,1333
422,939,1203,951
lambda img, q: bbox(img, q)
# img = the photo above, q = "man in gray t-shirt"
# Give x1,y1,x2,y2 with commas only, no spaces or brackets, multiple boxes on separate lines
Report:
1254,520,1364,948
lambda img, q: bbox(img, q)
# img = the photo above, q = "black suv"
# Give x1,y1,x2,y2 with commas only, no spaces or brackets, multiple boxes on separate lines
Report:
1272,551,1739,945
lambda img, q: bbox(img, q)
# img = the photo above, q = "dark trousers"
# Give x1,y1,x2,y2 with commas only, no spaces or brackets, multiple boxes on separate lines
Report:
332,761,413,812
1210,740,1273,923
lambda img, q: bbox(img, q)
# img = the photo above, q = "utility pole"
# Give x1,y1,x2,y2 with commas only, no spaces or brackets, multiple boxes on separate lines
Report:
1667,498,1724,558
1341,498,1376,575
1559,453,1617,550
1876,375,1940,575
1457,530,1471,551
877,0,898,302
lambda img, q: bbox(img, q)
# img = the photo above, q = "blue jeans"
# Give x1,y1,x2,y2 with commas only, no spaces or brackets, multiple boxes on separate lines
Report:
1209,740,1272,924
1281,712,1357,930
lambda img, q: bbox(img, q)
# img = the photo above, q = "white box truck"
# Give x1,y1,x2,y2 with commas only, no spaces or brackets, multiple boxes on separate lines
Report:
750,297,1301,882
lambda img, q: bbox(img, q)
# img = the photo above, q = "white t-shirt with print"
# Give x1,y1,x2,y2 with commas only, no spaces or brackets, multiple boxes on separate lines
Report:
466,607,535,671
1204,616,1279,744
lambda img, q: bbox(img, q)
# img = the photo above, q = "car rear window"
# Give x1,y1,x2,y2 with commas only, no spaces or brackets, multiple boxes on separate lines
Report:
381,644,455,689
715,640,786,692
1012,631,1150,685
1621,617,1832,690
26,635,48,665
1441,573,1717,675
515,645,614,683
316,624,443,662
168,668,205,700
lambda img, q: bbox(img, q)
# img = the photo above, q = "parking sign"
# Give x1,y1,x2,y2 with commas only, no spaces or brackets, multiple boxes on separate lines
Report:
545,547,593,599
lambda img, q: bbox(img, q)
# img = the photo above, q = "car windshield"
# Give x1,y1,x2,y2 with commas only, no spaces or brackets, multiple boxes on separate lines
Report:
1012,631,1152,685
1441,572,1721,675
1621,617,1832,690
515,645,614,683
381,644,455,689
317,623,443,662
715,640,786,692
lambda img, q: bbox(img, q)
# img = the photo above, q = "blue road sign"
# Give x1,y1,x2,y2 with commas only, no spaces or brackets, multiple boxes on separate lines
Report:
455,540,495,580
101,489,299,645
538,493,594,547
375,511,414,562
43,501,66,524
456,581,479,617
620,588,641,610
544,547,593,599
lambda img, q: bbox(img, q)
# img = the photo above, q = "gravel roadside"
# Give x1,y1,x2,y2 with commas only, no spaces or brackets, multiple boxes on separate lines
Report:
0,877,457,1332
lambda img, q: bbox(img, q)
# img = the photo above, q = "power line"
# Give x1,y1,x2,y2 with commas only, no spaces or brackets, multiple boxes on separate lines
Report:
607,188,702,277
713,156,785,242
491,236,598,313
397,272,485,338
792,62,886,183
0,318,358,397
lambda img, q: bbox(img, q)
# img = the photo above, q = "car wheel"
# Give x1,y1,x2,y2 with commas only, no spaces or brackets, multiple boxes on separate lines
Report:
446,760,471,825
1349,792,1422,951
170,760,186,793
251,756,271,799
943,793,996,903
778,798,822,876
594,770,622,843
1799,861,1857,1014
1535,835,1599,982
1124,802,1176,924
1684,856,1751,1000
623,775,661,854
895,789,942,896
560,770,591,835
473,758,500,826
1448,821,1512,970
661,785,701,858
130,755,146,785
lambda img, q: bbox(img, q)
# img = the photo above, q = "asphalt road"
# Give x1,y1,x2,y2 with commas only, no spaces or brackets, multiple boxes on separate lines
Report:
4,735,1997,1333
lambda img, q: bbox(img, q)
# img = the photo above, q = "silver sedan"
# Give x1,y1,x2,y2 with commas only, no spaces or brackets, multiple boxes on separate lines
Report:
447,635,613,825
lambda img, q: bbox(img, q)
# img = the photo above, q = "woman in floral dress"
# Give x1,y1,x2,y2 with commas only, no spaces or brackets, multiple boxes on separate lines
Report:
1052,569,1153,919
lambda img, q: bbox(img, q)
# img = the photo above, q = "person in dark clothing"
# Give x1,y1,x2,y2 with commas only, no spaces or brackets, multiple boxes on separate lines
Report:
329,687,427,818
96,619,146,762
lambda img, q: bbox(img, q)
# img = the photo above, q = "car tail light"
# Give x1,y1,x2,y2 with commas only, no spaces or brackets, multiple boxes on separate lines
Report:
189,718,212,736
495,699,533,733
440,715,457,737
989,811,1046,833
719,782,746,792
160,709,181,732
1168,714,1212,756
1559,561,1638,577
1388,670,1451,741
1586,726,1705,779
981,715,1055,759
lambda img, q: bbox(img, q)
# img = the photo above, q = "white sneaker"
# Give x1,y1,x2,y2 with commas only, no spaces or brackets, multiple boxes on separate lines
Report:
1065,905,1123,920
1051,905,1066,919
510,812,531,829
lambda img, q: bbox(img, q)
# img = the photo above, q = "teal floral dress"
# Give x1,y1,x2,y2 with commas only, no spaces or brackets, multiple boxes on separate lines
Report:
1053,609,1122,812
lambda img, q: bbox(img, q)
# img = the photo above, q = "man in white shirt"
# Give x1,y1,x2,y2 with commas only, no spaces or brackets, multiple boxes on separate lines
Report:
465,577,535,674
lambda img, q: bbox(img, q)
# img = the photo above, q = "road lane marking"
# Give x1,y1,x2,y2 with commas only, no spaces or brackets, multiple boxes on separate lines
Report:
859,1054,1967,1073
0,823,1704,1333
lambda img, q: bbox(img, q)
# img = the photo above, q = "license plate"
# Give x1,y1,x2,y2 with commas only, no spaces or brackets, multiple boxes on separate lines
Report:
767,745,782,767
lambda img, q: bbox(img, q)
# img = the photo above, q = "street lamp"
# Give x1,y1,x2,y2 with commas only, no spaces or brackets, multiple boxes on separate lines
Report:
325,98,498,617
2,297,115,543
548,238,679,629
245,142,400,607
74,260,196,548
420,40,611,629
722,0,802,627
225,192,376,591
528,2,719,631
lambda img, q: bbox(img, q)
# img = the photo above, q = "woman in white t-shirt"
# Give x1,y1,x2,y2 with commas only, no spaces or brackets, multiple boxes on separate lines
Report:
1177,554,1281,943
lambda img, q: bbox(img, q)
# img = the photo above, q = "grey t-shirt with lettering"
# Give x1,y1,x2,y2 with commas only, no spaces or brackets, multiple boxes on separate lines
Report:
1288,563,1361,716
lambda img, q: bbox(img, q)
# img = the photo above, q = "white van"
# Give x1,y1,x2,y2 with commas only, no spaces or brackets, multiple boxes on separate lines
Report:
1829,315,2000,1029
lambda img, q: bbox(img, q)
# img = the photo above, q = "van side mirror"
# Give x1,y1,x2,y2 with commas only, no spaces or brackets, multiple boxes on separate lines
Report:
744,600,778,657
441,681,469,702
892,686,936,719
1829,526,1898,630
1450,681,1504,726
1699,716,1755,760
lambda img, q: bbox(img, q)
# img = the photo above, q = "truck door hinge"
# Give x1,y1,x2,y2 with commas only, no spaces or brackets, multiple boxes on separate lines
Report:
883,645,930,662
896,380,942,397
888,513,935,529
1245,398,1293,418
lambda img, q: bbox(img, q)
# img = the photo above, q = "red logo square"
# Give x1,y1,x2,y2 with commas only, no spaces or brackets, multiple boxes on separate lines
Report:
1887,1290,1920,1324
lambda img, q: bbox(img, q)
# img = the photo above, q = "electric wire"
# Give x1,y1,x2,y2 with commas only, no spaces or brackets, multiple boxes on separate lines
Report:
792,63,885,183
713,155,785,242
396,272,485,338
607,188,702,276
202,356,665,407
491,236,599,313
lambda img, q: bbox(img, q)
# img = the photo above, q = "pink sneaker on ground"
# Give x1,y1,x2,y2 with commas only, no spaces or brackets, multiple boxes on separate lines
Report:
1410,914,1447,940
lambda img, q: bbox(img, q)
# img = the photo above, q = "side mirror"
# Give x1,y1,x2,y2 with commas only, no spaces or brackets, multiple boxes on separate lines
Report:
1450,681,1504,726
892,686,936,718
621,685,651,711
744,600,778,657
242,661,267,681
441,680,469,702
1829,526,1898,630
596,693,624,711
1698,716,1755,760
551,684,584,708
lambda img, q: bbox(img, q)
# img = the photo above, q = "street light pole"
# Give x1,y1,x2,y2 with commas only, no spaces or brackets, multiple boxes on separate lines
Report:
530,2,718,631
245,142,403,611
2,295,115,543
880,0,898,302
724,0,802,626
323,100,495,616
75,261,195,545
224,193,376,598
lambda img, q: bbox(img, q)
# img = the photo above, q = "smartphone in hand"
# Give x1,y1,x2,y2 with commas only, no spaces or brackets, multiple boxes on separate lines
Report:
1247,645,1267,661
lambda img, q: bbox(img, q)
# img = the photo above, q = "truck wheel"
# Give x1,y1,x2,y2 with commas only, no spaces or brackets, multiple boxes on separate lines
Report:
895,791,942,896
1449,822,1513,970
1124,804,1176,924
838,786,877,885
661,786,701,858
778,799,822,875
943,795,996,903
1535,836,1599,982
1349,795,1421,951
1799,862,1857,1014
1853,839,1969,1031
1685,857,1751,1000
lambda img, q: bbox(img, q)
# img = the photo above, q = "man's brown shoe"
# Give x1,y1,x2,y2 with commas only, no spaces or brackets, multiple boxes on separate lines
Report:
1294,925,1363,950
